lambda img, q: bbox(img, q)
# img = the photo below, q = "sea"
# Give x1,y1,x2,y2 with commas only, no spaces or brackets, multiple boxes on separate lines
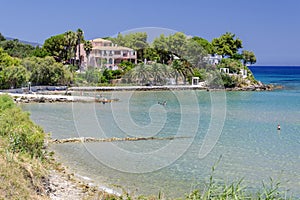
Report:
21,66,300,198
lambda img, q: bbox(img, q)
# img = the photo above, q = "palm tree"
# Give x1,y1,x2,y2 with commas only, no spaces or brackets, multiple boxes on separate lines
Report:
181,60,194,85
128,63,152,85
171,60,193,85
76,29,84,67
171,60,184,85
83,40,93,66
64,31,77,64
150,63,161,85
149,63,170,85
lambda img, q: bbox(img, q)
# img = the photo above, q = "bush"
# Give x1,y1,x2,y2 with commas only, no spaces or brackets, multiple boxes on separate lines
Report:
0,95,45,158
221,73,236,88
0,94,15,111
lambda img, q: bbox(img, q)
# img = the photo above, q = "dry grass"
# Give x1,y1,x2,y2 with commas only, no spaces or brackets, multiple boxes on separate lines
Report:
0,139,49,200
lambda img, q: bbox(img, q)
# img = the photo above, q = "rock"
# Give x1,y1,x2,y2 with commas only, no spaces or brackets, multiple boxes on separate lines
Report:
15,97,22,103
39,97,46,103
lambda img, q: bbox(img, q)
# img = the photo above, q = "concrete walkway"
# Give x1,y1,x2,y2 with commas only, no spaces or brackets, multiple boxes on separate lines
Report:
69,85,207,91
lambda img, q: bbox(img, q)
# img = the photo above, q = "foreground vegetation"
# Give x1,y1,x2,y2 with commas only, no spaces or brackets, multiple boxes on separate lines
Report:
0,94,294,199
0,94,99,199
0,94,48,199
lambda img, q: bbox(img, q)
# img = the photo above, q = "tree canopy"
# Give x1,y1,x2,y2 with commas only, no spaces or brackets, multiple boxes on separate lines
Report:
43,29,86,64
0,39,35,58
211,32,243,57
152,32,207,66
43,34,66,62
109,32,149,51
0,48,29,89
0,33,5,42
22,56,72,86
242,50,256,66
191,36,214,54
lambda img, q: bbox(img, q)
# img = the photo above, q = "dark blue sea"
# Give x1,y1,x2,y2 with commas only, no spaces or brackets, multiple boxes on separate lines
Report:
249,66,300,91
23,66,300,198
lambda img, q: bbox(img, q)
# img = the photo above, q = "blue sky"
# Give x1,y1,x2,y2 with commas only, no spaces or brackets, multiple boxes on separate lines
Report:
1,0,300,66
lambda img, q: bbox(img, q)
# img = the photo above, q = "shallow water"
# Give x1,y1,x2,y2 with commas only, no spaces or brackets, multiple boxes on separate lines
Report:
22,67,300,197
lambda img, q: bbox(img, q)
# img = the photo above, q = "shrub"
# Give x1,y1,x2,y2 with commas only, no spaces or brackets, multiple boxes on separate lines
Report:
0,94,15,111
0,95,45,158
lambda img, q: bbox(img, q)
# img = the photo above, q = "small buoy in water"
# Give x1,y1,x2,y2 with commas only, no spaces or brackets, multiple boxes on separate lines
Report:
277,124,281,130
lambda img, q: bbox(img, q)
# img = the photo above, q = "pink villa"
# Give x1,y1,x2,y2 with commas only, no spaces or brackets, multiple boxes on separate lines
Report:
78,38,137,70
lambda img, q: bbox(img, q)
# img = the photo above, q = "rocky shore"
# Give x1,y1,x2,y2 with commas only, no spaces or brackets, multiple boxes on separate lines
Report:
0,92,119,104
45,165,115,200
47,169,91,200
226,83,281,91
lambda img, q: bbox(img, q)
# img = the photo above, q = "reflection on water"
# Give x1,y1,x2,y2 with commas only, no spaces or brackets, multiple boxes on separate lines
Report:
22,90,300,197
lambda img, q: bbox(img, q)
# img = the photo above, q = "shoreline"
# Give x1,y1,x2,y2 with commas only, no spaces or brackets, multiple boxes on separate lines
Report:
0,83,279,104
46,154,122,200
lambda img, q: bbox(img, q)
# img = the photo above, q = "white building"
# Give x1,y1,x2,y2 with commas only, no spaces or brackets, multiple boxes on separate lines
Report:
204,54,222,65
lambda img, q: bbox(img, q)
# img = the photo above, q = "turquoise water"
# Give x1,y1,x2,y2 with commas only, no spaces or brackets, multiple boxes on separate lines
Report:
22,67,300,197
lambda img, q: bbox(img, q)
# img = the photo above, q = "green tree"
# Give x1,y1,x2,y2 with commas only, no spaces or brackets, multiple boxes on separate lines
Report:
110,32,148,51
43,34,66,62
0,33,5,42
109,33,126,46
22,56,72,86
0,39,35,58
184,38,207,68
0,48,20,68
191,36,213,54
168,32,188,58
110,32,149,61
152,34,171,64
152,33,188,60
242,50,256,66
143,47,160,62
1,65,28,89
211,32,242,57
31,46,49,58
152,32,208,68
0,48,28,89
